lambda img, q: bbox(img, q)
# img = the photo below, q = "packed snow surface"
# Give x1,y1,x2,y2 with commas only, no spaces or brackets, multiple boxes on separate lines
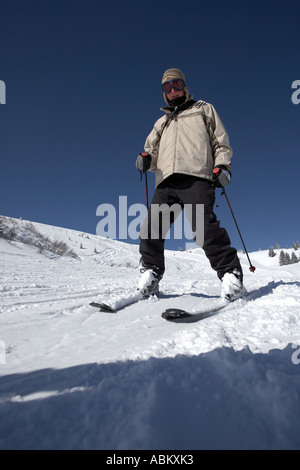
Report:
0,217,300,450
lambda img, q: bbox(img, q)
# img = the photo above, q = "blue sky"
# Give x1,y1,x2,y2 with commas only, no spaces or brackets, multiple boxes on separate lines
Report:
1,0,299,253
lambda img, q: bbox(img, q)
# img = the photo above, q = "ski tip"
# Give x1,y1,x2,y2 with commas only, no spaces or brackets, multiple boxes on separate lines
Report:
89,302,114,312
161,308,192,321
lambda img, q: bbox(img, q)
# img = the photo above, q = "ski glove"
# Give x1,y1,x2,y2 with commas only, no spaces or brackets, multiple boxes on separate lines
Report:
136,152,152,172
213,166,231,188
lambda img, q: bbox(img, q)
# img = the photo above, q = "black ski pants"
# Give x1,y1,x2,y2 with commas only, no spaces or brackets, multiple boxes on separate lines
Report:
139,174,242,281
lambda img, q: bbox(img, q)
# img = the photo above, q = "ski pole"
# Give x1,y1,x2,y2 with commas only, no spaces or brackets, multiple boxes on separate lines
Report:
139,169,149,210
138,153,150,210
144,170,149,210
222,187,256,273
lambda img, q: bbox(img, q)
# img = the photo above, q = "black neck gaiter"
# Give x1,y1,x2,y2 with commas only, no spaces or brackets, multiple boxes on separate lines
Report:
168,95,187,107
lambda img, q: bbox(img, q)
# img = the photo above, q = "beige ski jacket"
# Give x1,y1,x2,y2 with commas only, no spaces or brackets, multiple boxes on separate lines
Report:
144,99,233,188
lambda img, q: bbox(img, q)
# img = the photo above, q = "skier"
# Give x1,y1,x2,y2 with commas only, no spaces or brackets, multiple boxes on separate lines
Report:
136,68,244,301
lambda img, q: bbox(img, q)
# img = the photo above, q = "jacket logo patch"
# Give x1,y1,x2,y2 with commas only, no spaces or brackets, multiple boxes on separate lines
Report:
194,100,204,109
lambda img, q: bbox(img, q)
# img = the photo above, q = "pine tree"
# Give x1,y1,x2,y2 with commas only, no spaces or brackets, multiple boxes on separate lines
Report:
291,252,298,264
279,250,286,266
285,253,291,265
268,246,275,257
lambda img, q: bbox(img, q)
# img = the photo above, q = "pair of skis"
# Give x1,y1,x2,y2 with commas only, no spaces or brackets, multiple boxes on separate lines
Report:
89,290,231,323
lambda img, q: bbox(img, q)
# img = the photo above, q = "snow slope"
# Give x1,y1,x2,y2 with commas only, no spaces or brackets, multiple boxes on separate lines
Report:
0,216,300,450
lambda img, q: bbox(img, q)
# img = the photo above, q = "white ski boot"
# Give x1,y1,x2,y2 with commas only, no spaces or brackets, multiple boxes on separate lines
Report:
138,269,161,297
221,269,245,301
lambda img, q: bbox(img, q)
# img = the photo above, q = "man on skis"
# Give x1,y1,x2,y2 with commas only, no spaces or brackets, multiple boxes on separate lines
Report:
136,68,244,301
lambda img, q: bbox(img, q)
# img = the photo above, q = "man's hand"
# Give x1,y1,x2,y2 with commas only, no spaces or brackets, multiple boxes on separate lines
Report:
213,166,231,187
136,152,152,172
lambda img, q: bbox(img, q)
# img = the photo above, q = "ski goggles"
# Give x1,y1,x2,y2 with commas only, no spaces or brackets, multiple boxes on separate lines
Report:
162,79,185,94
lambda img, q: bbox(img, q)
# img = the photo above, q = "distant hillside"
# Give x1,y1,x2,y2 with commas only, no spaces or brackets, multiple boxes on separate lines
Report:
0,216,78,259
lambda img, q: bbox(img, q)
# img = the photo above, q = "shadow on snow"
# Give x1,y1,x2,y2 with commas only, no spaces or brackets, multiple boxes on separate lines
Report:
0,344,300,450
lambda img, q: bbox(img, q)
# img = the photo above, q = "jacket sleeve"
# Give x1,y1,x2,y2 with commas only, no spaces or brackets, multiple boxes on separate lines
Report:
202,103,233,171
144,116,166,172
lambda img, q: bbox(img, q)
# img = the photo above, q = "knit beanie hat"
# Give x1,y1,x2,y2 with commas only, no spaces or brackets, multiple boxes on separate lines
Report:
161,68,190,105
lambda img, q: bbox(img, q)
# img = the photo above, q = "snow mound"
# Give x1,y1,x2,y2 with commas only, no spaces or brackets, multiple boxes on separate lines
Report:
0,216,300,450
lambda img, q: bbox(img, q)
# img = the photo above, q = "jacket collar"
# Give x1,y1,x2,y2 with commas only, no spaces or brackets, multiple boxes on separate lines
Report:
160,95,195,115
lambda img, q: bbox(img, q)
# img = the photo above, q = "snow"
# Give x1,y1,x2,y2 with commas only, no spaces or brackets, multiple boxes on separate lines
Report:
0,216,300,450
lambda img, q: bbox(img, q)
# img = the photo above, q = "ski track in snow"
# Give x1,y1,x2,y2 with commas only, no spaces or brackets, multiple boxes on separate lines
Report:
0,217,300,450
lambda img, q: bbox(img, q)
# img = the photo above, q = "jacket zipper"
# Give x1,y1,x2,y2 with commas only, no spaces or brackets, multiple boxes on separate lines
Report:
173,115,178,174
